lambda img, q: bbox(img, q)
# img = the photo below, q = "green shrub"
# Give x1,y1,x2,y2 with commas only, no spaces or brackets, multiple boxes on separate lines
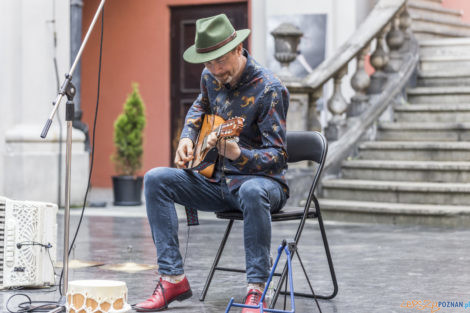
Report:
112,83,146,176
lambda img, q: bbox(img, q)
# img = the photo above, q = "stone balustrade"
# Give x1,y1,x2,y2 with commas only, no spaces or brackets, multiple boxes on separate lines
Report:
273,0,419,176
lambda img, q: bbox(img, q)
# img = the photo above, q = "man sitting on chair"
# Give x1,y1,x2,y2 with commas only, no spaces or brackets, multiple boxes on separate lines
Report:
135,13,289,313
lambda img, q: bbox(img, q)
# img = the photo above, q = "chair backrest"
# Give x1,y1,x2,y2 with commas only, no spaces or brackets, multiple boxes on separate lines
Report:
286,131,327,165
285,131,328,218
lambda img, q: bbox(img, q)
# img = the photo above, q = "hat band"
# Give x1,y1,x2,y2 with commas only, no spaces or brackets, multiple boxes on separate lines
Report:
196,31,237,53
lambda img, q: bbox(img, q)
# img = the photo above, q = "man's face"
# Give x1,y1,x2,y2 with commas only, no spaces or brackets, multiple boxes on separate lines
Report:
204,49,240,85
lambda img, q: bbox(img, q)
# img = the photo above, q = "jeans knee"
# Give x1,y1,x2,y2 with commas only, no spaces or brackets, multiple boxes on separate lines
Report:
238,180,269,211
144,167,173,196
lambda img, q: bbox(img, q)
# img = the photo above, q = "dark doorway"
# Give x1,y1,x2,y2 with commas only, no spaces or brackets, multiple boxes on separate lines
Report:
169,3,248,164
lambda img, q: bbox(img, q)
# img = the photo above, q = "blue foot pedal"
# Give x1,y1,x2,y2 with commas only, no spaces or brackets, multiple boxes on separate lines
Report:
225,240,296,313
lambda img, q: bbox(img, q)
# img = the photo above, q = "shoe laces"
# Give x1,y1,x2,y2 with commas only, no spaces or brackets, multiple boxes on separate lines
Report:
246,290,262,305
152,278,168,307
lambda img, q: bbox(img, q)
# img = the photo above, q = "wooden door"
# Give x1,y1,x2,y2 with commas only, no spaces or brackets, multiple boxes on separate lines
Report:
170,3,248,164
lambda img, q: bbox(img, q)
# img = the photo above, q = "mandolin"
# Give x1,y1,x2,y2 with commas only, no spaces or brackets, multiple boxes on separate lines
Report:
188,114,244,178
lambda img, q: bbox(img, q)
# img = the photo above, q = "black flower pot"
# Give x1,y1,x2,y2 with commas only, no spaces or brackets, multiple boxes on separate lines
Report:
112,175,143,206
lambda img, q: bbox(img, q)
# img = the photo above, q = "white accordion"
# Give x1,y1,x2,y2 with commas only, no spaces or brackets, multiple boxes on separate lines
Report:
0,196,57,289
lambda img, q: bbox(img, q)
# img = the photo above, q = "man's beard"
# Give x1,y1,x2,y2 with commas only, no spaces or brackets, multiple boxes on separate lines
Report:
215,74,233,85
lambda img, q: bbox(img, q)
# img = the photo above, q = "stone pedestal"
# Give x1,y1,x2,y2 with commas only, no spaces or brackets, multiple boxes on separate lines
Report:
368,71,388,94
4,123,89,207
325,116,348,142
347,94,369,117
284,81,322,132
284,81,322,168
384,51,403,73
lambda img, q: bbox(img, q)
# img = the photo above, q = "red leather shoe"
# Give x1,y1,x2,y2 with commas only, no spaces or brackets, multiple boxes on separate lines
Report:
241,289,267,313
134,276,192,312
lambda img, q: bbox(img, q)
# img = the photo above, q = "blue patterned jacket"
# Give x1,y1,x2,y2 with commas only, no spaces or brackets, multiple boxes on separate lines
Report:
180,50,290,197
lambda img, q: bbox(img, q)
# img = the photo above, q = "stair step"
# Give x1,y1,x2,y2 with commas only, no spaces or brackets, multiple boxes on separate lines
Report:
378,122,470,141
408,0,443,7
410,11,470,38
408,2,462,18
412,12,470,29
419,38,470,57
322,179,470,205
407,86,470,104
412,25,470,39
358,141,470,161
319,199,470,216
341,160,470,182
414,33,455,40
417,72,470,87
419,56,470,72
318,199,470,226
394,103,470,122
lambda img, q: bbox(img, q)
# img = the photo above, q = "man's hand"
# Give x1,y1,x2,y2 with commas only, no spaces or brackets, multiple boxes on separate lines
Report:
175,138,194,168
207,132,241,161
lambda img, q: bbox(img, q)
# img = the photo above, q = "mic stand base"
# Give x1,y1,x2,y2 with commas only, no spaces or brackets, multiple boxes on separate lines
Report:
47,296,66,313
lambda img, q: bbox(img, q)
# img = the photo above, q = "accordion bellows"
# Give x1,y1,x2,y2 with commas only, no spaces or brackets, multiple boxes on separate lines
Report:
0,196,57,289
67,280,131,313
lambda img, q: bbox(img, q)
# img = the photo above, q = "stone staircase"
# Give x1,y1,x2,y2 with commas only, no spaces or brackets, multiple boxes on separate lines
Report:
319,1,470,226
407,0,470,39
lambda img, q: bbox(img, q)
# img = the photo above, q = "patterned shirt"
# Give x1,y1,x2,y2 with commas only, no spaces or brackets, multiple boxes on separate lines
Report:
180,50,289,197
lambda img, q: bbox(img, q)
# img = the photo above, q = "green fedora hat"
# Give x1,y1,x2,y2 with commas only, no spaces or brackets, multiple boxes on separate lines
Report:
183,14,251,64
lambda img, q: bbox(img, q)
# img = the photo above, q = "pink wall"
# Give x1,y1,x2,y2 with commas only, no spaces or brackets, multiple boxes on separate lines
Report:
441,0,470,22
81,0,249,187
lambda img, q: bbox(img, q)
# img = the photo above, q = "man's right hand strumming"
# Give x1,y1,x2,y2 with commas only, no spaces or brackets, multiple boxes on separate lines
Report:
175,138,194,169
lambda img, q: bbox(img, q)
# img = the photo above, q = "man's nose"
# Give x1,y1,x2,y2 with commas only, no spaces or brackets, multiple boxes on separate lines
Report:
212,64,225,75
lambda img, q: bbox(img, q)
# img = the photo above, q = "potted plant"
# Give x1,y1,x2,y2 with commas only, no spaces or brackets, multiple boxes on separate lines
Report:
111,83,146,205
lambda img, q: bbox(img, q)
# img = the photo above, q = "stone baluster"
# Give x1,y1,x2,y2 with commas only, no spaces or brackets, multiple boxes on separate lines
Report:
348,46,371,117
399,5,412,52
325,66,348,141
308,88,323,131
368,26,390,94
385,14,405,72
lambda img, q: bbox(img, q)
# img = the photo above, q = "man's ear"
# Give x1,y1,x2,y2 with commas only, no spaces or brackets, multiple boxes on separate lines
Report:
235,43,243,55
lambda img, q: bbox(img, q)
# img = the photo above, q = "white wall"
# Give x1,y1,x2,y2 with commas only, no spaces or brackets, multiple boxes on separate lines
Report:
0,0,82,204
0,0,21,195
0,0,70,126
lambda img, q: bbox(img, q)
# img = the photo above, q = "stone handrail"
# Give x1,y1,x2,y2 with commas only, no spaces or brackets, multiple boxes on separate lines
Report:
283,0,419,175
303,0,407,90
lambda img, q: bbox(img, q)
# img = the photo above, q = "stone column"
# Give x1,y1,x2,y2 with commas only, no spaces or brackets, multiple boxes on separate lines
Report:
1,0,89,206
368,26,390,94
399,5,412,53
348,47,371,117
325,67,349,141
385,15,405,73
284,81,322,133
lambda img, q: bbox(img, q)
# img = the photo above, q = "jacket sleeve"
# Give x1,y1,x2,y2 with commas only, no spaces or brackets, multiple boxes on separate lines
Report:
180,74,210,143
231,84,289,173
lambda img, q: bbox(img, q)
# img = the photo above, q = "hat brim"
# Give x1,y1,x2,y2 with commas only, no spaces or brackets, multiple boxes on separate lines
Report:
183,29,251,64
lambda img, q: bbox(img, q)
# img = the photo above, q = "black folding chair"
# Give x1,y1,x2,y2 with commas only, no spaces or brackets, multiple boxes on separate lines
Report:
199,131,338,307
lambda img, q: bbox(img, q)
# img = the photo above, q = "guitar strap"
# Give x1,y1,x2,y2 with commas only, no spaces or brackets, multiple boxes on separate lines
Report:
184,205,199,226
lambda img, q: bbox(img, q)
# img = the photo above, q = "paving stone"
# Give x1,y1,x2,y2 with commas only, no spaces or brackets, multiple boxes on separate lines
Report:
2,204,469,312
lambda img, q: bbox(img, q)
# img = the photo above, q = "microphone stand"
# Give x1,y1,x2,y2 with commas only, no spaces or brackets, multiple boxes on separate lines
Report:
41,1,106,311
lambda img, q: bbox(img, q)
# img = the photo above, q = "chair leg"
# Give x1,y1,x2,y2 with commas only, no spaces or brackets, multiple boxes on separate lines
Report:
315,198,338,299
199,219,234,301
269,198,338,308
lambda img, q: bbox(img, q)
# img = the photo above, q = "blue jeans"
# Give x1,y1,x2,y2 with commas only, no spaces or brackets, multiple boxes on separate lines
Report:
144,167,287,283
